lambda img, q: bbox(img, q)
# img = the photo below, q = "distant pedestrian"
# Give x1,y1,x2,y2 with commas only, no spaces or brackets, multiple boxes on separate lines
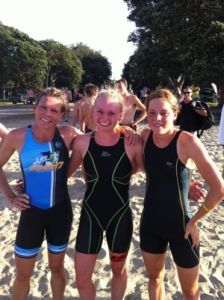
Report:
116,78,147,131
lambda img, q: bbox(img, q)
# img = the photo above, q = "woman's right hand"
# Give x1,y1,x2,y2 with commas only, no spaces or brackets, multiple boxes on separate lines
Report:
15,179,25,194
10,194,30,210
184,221,200,248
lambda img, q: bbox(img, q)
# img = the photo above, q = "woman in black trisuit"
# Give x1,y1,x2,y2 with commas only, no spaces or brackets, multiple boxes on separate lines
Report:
68,89,143,300
140,88,224,300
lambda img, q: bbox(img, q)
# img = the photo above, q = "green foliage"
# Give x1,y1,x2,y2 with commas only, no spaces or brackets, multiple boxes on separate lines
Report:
40,40,83,88
73,43,112,87
0,24,47,90
123,0,224,89
0,24,112,91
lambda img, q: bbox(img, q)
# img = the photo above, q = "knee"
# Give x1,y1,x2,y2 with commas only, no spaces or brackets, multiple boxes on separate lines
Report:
182,288,199,299
15,270,32,283
76,274,92,290
110,254,127,277
148,272,164,287
49,261,64,275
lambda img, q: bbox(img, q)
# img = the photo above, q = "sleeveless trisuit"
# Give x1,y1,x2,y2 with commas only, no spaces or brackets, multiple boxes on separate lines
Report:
140,131,199,268
15,126,73,258
76,133,133,254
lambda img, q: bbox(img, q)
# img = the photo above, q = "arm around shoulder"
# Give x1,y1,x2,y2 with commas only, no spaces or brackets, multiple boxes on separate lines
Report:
67,133,90,177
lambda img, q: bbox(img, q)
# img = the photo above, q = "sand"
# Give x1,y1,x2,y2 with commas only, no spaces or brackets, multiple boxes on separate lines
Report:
0,110,223,299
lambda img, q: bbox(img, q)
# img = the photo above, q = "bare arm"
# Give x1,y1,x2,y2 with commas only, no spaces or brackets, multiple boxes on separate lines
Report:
0,123,9,147
67,134,89,177
72,101,82,127
125,137,144,174
0,123,8,139
0,131,30,209
79,103,86,133
179,133,224,244
132,96,147,125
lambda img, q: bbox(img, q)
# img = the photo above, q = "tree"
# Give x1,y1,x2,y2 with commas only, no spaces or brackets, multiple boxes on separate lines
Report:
123,0,224,90
72,43,112,87
0,24,47,90
40,40,83,89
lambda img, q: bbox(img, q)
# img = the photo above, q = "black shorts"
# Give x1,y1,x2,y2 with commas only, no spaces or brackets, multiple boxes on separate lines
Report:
76,205,133,254
15,201,73,258
140,221,199,268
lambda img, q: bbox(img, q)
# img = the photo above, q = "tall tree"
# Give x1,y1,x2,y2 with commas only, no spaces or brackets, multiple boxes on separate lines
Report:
0,24,47,90
72,43,112,87
40,40,83,89
123,0,224,90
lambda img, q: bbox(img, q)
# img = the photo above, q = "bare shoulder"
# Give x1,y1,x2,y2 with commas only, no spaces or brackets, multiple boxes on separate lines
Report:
59,125,82,137
127,94,139,103
8,127,26,140
75,132,91,145
1,127,26,151
73,132,91,156
177,130,206,163
58,125,82,149
178,130,199,147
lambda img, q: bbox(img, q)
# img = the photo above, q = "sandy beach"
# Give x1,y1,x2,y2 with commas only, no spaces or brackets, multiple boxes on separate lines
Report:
0,109,223,299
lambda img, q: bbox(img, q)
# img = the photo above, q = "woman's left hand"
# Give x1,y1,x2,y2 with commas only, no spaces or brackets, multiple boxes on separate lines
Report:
118,125,141,145
184,221,200,248
189,181,206,202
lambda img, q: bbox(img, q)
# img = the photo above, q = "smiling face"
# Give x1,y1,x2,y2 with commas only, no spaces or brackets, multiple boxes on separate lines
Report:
34,96,64,129
147,98,177,134
93,94,123,132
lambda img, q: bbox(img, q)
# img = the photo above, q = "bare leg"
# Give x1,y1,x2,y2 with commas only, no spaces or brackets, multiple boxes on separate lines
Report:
75,251,98,300
48,251,67,300
12,255,36,300
176,264,200,300
142,251,166,300
110,251,128,300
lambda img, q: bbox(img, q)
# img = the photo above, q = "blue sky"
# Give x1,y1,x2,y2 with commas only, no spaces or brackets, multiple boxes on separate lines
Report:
0,0,137,79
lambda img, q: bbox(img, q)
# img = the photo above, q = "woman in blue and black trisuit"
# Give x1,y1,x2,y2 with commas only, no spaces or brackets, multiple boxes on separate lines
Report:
140,89,224,300
68,89,143,300
0,87,81,300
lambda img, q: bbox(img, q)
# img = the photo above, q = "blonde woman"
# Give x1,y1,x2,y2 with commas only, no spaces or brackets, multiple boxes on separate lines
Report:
68,89,143,300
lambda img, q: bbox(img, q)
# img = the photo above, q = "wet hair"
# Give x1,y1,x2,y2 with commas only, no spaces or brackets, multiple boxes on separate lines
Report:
146,88,179,113
116,78,128,88
36,87,68,114
94,89,124,112
84,83,99,97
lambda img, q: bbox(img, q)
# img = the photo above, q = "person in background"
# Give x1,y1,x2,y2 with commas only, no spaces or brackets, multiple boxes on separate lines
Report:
177,86,207,135
72,90,85,128
0,87,81,300
116,78,147,131
79,83,99,132
140,88,224,299
62,87,72,122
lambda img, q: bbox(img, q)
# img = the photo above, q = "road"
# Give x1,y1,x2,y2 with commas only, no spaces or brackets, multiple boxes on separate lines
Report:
0,105,34,118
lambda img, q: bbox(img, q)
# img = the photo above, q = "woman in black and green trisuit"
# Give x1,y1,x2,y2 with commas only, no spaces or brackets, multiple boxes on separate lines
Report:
140,88,224,300
68,89,143,300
